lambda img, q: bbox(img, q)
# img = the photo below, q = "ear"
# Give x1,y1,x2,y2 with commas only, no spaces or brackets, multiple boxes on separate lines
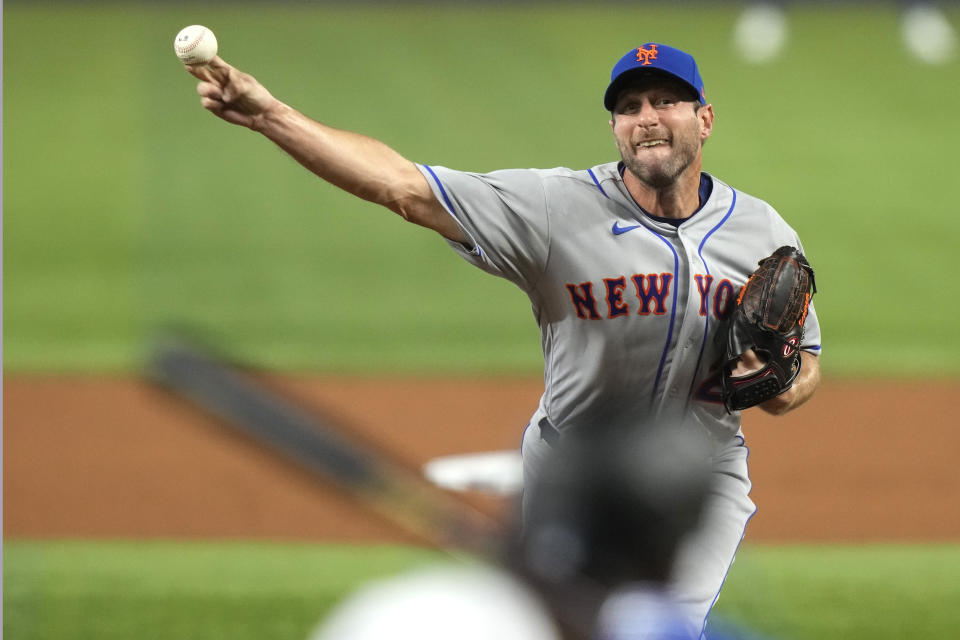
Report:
698,103,715,142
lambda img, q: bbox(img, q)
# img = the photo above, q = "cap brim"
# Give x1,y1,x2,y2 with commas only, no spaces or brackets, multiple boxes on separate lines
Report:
604,67,702,111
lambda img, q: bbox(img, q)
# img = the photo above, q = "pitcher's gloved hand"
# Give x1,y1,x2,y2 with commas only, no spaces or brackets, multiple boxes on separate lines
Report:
721,246,817,412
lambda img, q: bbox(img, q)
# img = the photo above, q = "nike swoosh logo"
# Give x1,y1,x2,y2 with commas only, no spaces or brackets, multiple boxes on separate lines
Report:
612,221,642,235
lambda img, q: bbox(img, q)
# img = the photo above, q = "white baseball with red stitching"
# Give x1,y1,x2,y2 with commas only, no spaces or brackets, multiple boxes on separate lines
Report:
174,25,218,65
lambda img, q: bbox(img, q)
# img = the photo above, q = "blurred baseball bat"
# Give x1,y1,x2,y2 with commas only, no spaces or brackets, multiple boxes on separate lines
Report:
146,335,499,551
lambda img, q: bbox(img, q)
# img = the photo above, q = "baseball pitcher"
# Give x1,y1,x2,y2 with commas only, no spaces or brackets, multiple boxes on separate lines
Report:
184,41,821,638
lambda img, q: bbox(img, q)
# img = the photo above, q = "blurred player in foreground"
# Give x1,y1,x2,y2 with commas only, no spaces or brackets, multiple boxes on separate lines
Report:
507,424,715,639
184,38,821,635
312,423,742,640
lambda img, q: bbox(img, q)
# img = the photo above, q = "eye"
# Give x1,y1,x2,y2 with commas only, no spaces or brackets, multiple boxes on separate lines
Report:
654,96,678,108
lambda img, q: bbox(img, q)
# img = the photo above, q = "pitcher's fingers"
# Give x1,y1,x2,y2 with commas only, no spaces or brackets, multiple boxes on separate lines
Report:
204,56,233,83
184,63,216,83
200,96,225,114
196,81,223,101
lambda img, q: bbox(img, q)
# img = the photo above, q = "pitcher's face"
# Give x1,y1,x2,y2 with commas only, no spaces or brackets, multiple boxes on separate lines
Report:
611,84,712,189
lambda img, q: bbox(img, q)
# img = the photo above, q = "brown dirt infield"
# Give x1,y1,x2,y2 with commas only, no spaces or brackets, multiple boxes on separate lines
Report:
4,376,959,544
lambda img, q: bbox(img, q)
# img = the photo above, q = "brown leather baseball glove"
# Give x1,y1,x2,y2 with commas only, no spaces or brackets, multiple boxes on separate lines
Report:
721,246,817,412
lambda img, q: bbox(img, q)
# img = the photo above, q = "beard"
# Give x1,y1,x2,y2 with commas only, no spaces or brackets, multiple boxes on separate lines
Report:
617,130,700,189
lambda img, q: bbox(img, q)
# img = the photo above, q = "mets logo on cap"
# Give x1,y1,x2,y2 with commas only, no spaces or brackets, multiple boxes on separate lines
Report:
636,44,658,65
603,43,707,110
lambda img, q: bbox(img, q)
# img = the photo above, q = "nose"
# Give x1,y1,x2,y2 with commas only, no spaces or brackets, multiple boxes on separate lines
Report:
636,100,659,127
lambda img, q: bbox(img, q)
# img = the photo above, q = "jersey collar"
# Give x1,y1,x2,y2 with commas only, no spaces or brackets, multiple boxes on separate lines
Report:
616,162,713,227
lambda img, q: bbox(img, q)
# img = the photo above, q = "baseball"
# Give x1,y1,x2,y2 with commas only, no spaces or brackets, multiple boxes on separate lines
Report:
174,25,218,65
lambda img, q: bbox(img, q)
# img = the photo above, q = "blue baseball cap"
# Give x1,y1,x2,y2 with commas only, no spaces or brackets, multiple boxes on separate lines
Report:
603,43,705,111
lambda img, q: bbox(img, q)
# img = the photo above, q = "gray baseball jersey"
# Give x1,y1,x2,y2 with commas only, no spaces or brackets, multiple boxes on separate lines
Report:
418,160,821,635
418,161,820,437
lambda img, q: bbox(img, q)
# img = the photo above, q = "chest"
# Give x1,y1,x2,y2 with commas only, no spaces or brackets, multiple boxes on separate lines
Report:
545,214,762,326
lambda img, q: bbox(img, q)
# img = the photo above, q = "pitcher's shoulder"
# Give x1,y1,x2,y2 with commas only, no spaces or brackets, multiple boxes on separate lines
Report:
713,178,807,246
714,177,787,221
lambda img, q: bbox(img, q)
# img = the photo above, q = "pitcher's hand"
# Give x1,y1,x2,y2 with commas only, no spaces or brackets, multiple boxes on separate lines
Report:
185,56,280,129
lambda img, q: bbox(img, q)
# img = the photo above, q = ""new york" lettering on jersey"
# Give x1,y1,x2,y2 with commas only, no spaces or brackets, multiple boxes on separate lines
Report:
565,273,738,320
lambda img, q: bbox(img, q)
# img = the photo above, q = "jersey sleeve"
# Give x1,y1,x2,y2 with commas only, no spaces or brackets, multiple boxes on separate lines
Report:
417,164,550,288
747,194,823,357
801,302,822,356
790,233,822,356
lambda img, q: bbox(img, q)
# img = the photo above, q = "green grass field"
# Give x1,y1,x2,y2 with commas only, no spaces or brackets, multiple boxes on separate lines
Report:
5,3,960,639
5,541,960,640
4,2,960,375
